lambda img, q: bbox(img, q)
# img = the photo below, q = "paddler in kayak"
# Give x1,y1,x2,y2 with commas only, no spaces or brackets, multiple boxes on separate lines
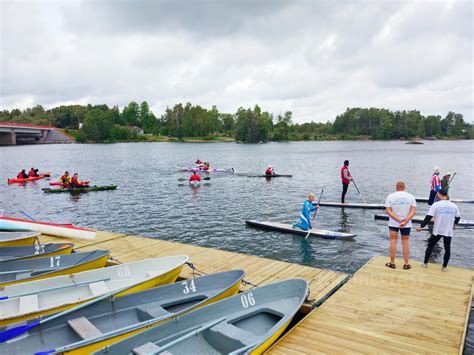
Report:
71,173,89,188
428,167,441,205
293,193,319,231
189,171,201,183
265,165,275,176
195,159,203,165
17,169,28,179
28,168,39,177
341,160,353,203
60,171,71,187
202,162,210,171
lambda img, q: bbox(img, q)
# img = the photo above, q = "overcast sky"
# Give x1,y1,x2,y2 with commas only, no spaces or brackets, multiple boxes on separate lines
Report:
0,0,472,123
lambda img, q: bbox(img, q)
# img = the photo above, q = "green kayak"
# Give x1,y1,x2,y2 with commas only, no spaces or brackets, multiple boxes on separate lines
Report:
42,185,117,194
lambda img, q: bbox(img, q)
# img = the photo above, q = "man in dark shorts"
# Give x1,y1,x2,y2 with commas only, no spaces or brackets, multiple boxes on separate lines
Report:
384,181,417,270
340,160,352,203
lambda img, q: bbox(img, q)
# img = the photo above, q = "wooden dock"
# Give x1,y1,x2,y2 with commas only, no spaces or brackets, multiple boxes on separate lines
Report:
39,231,349,311
269,255,474,354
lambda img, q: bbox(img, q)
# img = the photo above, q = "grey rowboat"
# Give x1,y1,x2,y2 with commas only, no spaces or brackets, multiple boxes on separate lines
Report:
92,279,308,355
0,243,74,262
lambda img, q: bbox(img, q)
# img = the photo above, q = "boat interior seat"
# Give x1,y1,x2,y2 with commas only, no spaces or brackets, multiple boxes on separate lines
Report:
16,272,33,280
19,294,39,314
136,302,171,322
67,316,103,340
88,281,109,296
132,342,161,355
203,321,259,353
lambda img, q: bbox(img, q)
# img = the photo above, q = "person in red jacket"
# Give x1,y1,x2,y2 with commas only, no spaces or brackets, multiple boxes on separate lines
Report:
28,168,39,177
71,173,89,188
17,169,28,179
341,160,353,203
189,172,201,183
265,165,274,176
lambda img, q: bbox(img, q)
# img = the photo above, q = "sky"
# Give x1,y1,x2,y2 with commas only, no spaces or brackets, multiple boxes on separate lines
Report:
0,0,472,123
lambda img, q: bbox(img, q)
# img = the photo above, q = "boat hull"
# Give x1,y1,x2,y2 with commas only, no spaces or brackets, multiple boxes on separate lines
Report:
0,232,40,247
0,243,73,262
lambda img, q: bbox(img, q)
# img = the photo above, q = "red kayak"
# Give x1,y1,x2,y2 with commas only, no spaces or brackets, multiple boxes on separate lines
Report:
8,173,51,184
49,180,90,186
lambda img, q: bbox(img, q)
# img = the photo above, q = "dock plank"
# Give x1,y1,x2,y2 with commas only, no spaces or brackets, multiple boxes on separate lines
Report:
269,255,474,354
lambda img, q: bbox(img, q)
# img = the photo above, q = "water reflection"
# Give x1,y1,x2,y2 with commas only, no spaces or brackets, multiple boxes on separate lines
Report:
299,237,314,264
339,208,349,231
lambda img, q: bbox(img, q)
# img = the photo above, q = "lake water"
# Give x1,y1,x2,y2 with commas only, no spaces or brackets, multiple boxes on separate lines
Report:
1,140,473,274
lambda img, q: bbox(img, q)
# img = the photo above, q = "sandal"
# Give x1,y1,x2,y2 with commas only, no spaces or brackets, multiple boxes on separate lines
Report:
385,262,396,269
403,264,411,270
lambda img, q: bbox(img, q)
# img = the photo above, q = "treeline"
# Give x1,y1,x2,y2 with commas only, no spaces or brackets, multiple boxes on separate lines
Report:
0,103,471,143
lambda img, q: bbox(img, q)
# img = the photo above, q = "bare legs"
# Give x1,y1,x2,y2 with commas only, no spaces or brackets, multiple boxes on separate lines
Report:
389,230,410,266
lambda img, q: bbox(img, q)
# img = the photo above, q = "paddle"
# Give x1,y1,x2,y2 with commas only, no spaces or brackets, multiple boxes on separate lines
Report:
448,172,456,187
305,190,324,239
349,175,367,204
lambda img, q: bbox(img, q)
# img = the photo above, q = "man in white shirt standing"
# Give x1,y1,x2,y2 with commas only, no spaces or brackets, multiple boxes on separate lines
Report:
416,189,461,271
384,181,417,270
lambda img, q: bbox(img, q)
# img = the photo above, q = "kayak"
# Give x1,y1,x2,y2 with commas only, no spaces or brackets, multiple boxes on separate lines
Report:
240,173,293,178
0,216,97,240
317,201,385,209
49,180,90,186
415,197,474,204
246,220,356,239
178,167,234,173
91,279,308,355
0,250,109,287
0,232,40,247
0,243,74,262
374,214,474,227
0,255,188,326
7,172,51,184
0,270,245,353
42,185,117,194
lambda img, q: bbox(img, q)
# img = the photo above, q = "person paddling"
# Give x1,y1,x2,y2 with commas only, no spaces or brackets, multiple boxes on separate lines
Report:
340,160,353,203
428,167,441,205
71,173,88,188
265,165,274,176
60,171,71,187
202,162,210,171
195,159,203,165
293,193,319,231
417,189,460,271
17,169,28,179
189,171,201,183
28,168,39,177
385,181,417,270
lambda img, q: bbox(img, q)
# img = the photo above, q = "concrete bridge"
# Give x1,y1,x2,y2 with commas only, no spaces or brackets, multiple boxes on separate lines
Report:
0,122,74,145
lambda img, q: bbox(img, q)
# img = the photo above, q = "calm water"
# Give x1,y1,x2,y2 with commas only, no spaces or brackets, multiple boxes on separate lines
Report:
1,141,473,274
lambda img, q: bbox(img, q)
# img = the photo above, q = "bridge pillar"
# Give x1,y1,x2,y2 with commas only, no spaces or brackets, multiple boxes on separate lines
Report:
0,131,16,145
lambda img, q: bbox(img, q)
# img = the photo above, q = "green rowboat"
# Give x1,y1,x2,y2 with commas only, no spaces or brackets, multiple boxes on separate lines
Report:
42,185,117,194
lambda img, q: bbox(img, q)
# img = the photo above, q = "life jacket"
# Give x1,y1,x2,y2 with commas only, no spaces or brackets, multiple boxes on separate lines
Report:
71,176,81,187
17,172,23,179
265,168,273,175
195,159,203,164
341,166,351,184
189,174,201,182
28,170,35,177
60,175,71,184
202,165,209,171
431,174,441,191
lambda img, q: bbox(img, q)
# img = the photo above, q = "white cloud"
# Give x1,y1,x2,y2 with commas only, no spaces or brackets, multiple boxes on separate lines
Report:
0,0,472,122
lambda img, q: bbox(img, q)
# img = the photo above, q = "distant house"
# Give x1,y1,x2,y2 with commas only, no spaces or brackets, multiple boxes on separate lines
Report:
126,126,144,135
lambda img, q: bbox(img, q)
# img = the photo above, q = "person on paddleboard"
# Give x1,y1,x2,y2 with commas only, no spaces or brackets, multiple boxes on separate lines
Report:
428,167,441,205
416,189,460,272
71,173,89,188
341,160,353,203
265,165,274,176
17,169,28,179
293,193,319,231
189,171,201,183
384,181,417,270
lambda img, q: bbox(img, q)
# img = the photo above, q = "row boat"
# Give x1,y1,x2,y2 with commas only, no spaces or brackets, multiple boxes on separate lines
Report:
0,216,97,240
7,173,51,184
246,220,356,239
92,279,308,355
0,256,188,326
42,185,117,194
0,270,245,354
0,243,73,262
0,250,110,287
374,214,474,227
0,232,40,247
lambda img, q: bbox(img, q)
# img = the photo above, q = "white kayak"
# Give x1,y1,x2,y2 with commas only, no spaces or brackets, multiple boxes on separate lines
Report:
374,214,474,227
246,220,356,239
0,216,96,240
0,255,189,326
415,197,474,204
317,202,385,209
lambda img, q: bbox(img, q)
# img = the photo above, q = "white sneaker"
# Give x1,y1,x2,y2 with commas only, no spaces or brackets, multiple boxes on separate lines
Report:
441,266,448,272
421,263,428,268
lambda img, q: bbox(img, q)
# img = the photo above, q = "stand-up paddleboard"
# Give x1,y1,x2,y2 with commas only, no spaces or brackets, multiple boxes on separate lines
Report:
374,214,474,227
415,197,474,204
245,220,356,239
317,201,385,209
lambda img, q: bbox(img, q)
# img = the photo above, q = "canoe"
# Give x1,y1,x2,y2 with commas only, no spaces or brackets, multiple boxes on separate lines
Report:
243,174,293,178
317,201,385,209
91,279,308,355
0,232,40,247
415,197,474,204
7,173,50,184
0,270,245,354
0,216,96,240
0,250,109,287
178,167,234,173
42,185,117,194
246,220,356,239
0,255,188,326
0,243,73,262
49,181,90,186
374,214,474,227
